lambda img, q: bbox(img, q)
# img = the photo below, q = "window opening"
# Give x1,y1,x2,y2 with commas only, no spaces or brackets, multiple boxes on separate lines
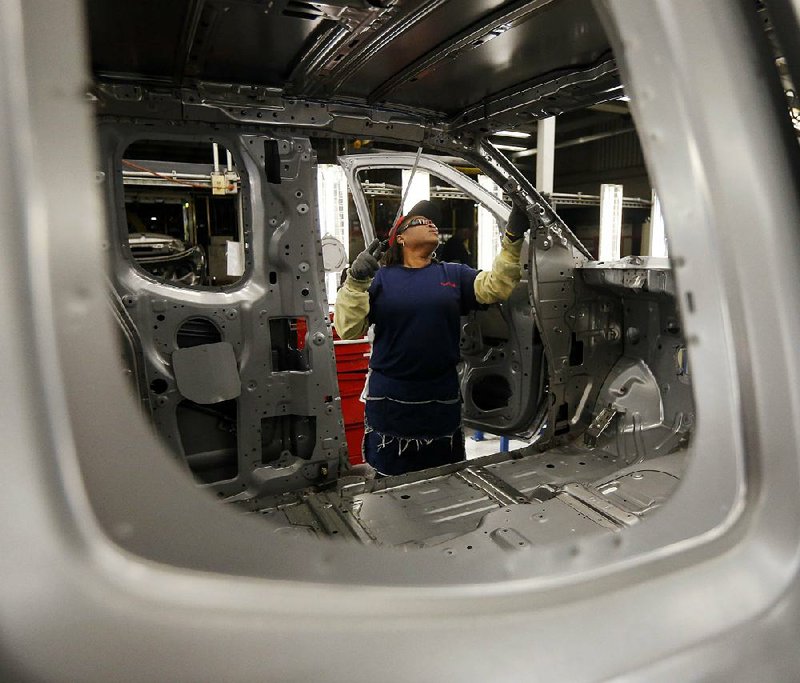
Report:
122,139,246,287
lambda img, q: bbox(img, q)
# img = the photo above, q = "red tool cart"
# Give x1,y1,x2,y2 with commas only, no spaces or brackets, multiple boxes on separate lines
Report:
331,323,370,465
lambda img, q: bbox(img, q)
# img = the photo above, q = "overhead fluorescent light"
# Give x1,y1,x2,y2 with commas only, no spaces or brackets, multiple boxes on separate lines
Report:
618,95,631,102
494,130,531,138
493,143,527,152
477,175,502,271
401,169,430,214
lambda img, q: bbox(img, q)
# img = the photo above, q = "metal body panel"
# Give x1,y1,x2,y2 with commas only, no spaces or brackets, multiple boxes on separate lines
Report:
86,0,613,127
363,0,608,108
253,447,679,548
338,151,511,242
2,1,800,682
248,263,692,548
101,122,347,497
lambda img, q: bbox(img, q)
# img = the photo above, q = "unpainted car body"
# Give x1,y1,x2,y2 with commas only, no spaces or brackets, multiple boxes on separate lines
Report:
3,1,800,681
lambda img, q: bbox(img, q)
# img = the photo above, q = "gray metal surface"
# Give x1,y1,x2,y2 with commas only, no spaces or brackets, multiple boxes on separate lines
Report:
2,0,800,682
86,0,613,127
172,342,241,404
251,445,681,548
248,287,693,548
100,123,347,498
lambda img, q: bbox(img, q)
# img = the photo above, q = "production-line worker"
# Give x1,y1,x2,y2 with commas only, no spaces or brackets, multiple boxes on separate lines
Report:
333,200,530,476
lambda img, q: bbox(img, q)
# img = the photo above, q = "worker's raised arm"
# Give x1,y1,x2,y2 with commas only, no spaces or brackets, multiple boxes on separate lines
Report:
474,205,531,304
333,239,385,339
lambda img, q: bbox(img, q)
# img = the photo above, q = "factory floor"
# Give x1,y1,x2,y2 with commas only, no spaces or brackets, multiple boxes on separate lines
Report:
463,429,530,460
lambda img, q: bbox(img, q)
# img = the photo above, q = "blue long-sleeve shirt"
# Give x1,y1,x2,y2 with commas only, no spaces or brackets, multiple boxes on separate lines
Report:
365,261,479,438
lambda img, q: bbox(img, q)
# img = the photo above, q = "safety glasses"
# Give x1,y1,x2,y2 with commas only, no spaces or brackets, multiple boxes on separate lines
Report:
388,215,436,246
404,216,435,229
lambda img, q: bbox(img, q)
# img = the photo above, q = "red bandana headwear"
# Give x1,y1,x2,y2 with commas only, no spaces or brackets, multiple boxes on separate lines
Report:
387,215,406,246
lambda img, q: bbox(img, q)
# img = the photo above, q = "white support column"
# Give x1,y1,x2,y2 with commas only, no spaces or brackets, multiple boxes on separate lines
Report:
401,169,430,214
599,183,623,261
536,116,556,194
317,164,350,304
644,189,669,257
477,174,503,271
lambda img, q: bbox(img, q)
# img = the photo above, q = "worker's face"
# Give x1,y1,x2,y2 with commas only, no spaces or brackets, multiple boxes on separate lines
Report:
398,216,439,249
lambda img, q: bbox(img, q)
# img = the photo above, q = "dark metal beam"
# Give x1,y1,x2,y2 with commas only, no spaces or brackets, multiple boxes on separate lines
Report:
449,58,620,131
287,23,351,93
368,0,558,104
287,1,401,96
323,0,450,95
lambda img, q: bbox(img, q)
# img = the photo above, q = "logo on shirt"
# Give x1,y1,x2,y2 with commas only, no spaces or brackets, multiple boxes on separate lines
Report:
440,281,457,288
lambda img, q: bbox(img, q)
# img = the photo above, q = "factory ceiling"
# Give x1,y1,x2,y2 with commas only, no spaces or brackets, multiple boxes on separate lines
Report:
86,0,623,137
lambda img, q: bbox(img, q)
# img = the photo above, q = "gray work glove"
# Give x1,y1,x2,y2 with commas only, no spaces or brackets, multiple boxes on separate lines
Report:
504,204,531,241
349,239,386,281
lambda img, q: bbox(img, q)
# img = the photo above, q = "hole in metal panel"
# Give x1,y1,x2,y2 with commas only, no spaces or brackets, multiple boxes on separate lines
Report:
176,317,222,348
568,332,584,366
150,378,168,394
264,139,282,184
555,402,570,435
282,1,324,21
471,374,512,411
178,399,238,484
269,317,310,371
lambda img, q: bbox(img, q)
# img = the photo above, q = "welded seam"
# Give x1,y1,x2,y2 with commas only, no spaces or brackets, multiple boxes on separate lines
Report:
455,467,529,507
